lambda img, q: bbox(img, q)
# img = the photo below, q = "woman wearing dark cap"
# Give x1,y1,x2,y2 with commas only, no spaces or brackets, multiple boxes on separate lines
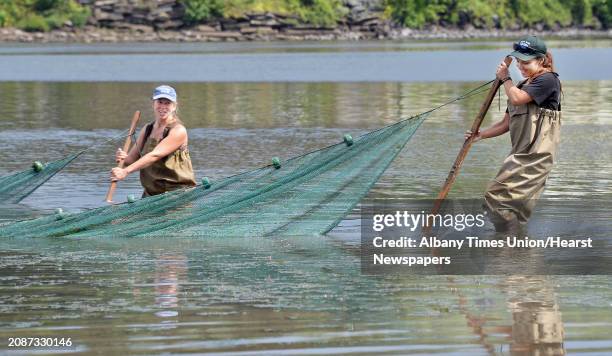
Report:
467,36,562,230
111,85,196,197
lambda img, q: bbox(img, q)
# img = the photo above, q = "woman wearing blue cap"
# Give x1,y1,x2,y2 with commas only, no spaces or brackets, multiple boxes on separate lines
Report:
111,85,196,196
467,36,562,230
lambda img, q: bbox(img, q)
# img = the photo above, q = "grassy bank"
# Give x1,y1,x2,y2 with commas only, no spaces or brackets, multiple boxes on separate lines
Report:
0,0,90,32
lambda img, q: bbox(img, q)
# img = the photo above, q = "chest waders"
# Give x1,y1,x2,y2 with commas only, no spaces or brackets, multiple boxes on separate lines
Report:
484,100,561,229
139,122,197,197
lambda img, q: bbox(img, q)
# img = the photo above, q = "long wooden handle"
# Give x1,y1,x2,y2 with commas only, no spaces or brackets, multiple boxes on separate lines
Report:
105,111,141,203
431,56,513,216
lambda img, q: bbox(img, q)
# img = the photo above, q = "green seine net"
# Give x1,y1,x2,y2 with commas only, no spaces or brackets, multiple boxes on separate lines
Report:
0,114,427,238
0,153,83,204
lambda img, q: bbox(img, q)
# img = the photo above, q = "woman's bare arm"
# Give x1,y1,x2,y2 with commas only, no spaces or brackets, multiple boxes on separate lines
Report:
111,125,187,181
496,60,533,106
480,112,510,139
465,112,510,142
503,81,533,106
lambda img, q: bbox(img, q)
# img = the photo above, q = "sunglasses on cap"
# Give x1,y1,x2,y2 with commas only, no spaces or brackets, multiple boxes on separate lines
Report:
513,41,545,56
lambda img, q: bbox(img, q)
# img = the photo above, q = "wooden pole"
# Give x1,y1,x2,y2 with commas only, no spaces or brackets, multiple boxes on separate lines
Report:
105,111,141,203
430,56,513,216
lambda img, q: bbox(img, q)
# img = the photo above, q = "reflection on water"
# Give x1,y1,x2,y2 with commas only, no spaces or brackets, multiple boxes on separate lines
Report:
0,79,610,354
505,277,565,356
1,236,611,354
1,41,612,81
451,275,566,355
152,253,186,318
1,80,610,131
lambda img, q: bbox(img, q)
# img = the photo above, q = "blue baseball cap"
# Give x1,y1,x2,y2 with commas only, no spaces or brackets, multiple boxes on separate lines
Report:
152,85,177,102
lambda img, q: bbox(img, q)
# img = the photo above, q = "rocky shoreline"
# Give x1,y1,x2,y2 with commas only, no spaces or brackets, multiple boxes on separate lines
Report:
1,0,611,44
1,25,611,43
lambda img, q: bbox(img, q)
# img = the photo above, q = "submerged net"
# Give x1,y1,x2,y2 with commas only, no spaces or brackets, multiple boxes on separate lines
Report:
0,113,427,238
0,153,83,204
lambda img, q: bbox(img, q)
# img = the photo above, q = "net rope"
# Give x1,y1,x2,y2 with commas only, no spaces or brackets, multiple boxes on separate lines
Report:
0,129,131,203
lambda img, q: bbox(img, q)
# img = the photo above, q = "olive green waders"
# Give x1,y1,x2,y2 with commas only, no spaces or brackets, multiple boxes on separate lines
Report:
139,124,197,197
484,101,561,227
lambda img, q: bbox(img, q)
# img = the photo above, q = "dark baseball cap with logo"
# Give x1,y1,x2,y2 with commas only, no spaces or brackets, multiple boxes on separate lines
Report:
509,35,547,61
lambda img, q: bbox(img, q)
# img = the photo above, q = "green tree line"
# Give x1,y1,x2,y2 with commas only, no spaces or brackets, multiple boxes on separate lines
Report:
1,0,610,32
0,0,90,31
385,0,612,29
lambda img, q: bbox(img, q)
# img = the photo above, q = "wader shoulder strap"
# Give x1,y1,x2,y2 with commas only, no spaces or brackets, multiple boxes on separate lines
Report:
140,122,171,153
